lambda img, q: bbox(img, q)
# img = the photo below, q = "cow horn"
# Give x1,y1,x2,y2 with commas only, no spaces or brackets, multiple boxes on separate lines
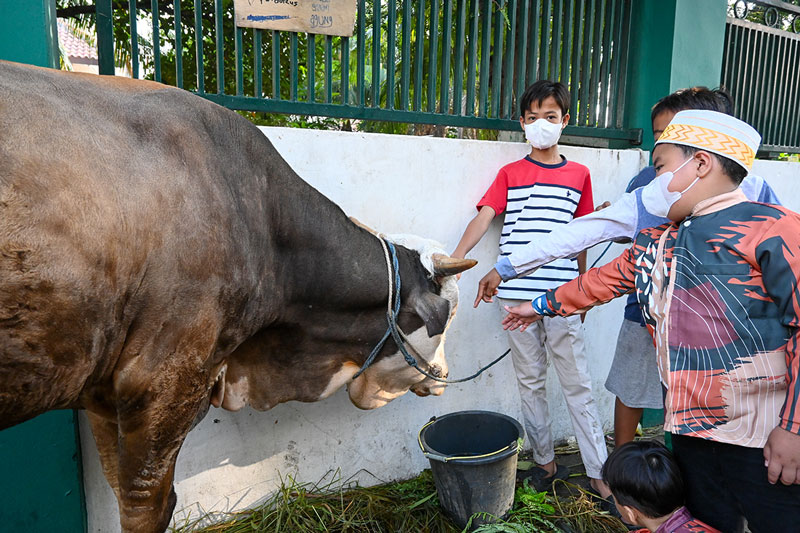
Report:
431,254,477,276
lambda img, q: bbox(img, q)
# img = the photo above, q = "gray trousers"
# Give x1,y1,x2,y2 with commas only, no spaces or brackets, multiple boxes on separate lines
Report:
499,298,608,478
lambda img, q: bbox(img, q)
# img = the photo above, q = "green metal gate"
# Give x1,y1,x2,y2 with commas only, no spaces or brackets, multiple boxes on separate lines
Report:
722,4,800,154
95,0,641,143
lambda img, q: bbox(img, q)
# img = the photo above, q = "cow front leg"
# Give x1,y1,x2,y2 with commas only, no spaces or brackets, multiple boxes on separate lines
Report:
115,368,211,533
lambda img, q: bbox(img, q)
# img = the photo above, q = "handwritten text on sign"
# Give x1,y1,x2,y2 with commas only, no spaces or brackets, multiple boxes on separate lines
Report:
234,0,357,37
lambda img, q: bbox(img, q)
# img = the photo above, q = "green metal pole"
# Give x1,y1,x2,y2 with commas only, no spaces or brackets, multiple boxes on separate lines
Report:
97,0,115,75
0,0,59,68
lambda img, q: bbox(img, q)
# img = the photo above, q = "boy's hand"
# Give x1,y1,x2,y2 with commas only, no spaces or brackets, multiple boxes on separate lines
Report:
502,303,542,331
764,426,800,484
595,201,611,211
474,269,502,307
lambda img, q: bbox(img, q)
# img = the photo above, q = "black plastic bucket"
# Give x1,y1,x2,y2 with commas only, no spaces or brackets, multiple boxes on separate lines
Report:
418,410,523,530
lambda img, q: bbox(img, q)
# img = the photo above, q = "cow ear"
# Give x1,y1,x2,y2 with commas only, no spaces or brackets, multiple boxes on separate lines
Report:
411,290,450,337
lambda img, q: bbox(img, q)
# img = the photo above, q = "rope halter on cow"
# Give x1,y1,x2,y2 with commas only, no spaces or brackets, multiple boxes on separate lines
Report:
352,237,510,384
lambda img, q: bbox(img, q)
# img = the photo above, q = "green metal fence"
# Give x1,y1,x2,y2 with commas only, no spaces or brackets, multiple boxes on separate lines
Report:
722,15,800,153
96,0,639,143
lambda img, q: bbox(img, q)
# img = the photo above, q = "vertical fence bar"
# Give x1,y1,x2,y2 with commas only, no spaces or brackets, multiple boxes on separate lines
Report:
358,0,366,106
235,27,244,96
538,0,552,79
290,32,298,101
560,0,574,91
515,0,530,110
401,0,412,110
767,35,785,144
721,23,733,93
129,0,139,78
466,0,479,116
568,0,583,124
372,0,381,107
151,0,162,81
387,0,397,109
761,33,776,141
341,36,350,105
453,0,468,115
194,0,204,93
753,31,771,134
414,0,425,111
608,0,621,127
736,25,748,121
308,34,316,103
502,0,517,118
597,0,613,127
97,0,114,75
588,0,603,126
214,0,224,93
174,0,183,88
776,35,792,146
743,29,759,124
479,0,491,116
549,0,561,81
428,0,440,112
325,35,333,104
776,35,791,147
490,1,503,117
734,25,749,119
578,0,594,125
614,0,630,128
272,31,280,99
440,0,453,113
254,30,262,98
527,0,540,84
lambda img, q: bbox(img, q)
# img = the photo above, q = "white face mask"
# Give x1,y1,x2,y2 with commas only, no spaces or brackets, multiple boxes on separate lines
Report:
524,119,563,149
640,157,700,218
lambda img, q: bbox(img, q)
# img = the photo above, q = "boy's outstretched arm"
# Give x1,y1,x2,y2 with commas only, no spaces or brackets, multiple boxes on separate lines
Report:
474,193,638,307
452,205,496,260
502,244,638,330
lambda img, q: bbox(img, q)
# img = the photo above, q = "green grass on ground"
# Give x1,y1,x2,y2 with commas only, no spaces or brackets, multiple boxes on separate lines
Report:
170,469,628,533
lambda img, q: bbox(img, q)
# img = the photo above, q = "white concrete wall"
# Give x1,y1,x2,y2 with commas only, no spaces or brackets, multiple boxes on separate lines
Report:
79,127,798,531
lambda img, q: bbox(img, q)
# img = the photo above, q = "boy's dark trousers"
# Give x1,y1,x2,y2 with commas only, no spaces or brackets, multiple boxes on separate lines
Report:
672,433,800,533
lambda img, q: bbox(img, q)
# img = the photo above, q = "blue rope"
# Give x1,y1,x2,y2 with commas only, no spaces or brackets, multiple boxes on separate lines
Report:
354,240,511,384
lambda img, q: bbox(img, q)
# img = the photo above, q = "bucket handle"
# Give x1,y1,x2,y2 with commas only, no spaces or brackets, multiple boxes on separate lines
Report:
417,418,522,463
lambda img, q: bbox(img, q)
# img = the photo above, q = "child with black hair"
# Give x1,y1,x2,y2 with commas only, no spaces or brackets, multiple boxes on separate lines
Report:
602,441,719,533
452,80,610,497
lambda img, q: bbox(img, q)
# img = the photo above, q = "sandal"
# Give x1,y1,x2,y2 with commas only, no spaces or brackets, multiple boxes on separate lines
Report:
517,463,570,492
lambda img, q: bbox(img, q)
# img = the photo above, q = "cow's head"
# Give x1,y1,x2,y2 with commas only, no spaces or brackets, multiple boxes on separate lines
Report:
346,234,475,409
211,233,475,414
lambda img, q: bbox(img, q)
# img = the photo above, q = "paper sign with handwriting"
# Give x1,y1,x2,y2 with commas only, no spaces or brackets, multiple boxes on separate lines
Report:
234,0,357,37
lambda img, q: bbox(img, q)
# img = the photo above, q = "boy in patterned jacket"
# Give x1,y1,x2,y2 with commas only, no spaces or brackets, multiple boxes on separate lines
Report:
503,110,800,532
452,80,610,497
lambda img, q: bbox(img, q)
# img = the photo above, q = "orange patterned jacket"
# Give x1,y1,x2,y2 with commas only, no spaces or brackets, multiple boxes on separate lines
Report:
537,190,800,448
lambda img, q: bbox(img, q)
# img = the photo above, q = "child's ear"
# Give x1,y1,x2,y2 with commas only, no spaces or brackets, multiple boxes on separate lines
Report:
519,116,526,130
695,150,714,178
561,113,570,128
618,503,640,526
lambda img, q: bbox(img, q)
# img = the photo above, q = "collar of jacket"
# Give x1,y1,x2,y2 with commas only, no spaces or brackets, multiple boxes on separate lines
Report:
690,187,748,218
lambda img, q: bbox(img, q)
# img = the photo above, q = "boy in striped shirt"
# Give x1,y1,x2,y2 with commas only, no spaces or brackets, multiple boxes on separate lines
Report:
452,80,610,497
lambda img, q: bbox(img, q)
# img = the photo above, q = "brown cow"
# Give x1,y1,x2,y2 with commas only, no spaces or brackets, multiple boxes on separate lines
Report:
0,61,475,532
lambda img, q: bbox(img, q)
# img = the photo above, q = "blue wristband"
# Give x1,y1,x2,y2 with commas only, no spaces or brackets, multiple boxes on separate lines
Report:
531,294,549,315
